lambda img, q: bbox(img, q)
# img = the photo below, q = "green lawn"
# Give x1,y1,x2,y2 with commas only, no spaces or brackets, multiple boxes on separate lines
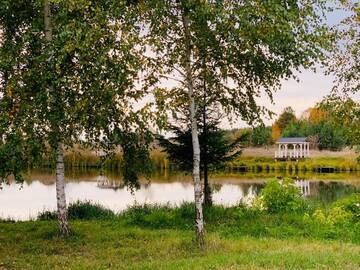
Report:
0,219,359,270
1,190,359,270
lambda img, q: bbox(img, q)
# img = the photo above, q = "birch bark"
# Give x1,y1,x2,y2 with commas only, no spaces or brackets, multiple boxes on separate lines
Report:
181,7,205,246
44,0,69,235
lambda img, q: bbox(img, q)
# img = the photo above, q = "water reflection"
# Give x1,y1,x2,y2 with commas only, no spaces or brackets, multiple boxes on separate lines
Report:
0,170,359,220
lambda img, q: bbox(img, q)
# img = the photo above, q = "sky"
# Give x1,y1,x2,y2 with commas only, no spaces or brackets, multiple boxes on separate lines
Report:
219,5,353,129
258,68,334,123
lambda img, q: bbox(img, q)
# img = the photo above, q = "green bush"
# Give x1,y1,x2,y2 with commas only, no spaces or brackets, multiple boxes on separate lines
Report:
38,201,115,221
250,126,272,146
255,178,307,213
121,203,174,228
120,203,195,229
37,210,57,221
333,193,360,222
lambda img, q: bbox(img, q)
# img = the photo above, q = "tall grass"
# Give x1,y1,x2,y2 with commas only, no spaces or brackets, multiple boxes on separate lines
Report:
229,156,360,172
39,146,359,173
35,198,360,244
38,200,115,221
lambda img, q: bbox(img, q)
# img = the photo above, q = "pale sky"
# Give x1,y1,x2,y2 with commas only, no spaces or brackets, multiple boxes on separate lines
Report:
220,5,354,129
255,68,335,125
219,68,335,129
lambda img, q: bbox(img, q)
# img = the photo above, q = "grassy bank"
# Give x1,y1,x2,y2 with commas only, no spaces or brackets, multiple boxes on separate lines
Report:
1,187,360,269
1,220,360,270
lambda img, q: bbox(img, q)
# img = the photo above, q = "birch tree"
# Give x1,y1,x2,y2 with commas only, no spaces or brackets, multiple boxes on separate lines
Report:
324,0,360,158
142,0,329,245
328,0,360,94
0,0,148,234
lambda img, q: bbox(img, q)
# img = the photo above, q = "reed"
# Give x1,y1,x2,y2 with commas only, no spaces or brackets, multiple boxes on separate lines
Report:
229,156,360,173
38,147,359,173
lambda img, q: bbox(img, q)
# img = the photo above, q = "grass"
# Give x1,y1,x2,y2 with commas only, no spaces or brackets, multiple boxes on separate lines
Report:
0,218,360,270
1,194,360,270
38,200,115,221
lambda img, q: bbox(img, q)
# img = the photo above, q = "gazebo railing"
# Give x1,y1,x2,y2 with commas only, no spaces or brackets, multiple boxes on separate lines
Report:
275,143,310,159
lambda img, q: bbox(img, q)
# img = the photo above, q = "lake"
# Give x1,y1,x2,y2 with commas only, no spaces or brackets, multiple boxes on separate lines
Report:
1,169,359,220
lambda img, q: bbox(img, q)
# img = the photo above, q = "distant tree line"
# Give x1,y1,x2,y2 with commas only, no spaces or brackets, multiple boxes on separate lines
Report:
226,104,354,151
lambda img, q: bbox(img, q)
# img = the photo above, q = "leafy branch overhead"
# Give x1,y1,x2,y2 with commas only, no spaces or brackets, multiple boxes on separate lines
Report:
0,0,152,182
142,0,331,125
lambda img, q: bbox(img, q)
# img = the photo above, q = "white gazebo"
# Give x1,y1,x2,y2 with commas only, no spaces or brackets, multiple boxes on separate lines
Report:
275,137,310,160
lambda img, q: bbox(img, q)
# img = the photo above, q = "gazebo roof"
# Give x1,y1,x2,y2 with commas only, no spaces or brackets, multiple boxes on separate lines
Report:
276,137,307,144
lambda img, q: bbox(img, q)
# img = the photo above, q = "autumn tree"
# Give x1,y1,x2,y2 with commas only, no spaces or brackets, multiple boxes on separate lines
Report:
0,0,149,234
276,107,297,129
141,0,330,245
272,107,297,140
302,107,328,124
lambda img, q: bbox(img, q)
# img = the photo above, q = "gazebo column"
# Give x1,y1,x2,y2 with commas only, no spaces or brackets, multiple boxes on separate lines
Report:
278,144,281,158
296,144,299,158
293,144,296,158
300,143,303,158
285,144,288,158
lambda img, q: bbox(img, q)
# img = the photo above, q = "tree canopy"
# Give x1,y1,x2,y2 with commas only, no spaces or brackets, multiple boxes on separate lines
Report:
0,0,152,233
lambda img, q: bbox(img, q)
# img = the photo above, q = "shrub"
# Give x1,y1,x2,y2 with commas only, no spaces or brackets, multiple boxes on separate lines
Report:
37,210,57,221
250,126,272,146
38,200,115,221
255,178,307,213
333,193,360,222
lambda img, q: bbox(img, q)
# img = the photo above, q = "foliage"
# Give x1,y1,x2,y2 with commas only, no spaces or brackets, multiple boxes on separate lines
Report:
311,121,347,151
281,119,310,138
278,106,347,151
250,126,272,147
255,178,308,214
325,1,360,157
158,124,247,172
303,107,328,124
121,203,194,229
144,0,330,125
0,1,152,186
320,95,360,155
271,123,282,142
26,194,360,243
333,193,360,222
38,201,115,221
275,107,297,131
328,0,360,94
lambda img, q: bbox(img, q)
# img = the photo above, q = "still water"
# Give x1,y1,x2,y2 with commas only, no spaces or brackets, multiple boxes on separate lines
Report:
1,169,359,220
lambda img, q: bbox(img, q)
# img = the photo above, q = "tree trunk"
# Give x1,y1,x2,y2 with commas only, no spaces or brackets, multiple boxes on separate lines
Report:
55,143,69,235
44,0,69,235
181,7,205,247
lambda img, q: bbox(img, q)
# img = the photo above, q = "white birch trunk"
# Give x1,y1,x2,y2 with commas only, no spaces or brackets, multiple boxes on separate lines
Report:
55,143,69,235
181,8,205,246
44,0,69,235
